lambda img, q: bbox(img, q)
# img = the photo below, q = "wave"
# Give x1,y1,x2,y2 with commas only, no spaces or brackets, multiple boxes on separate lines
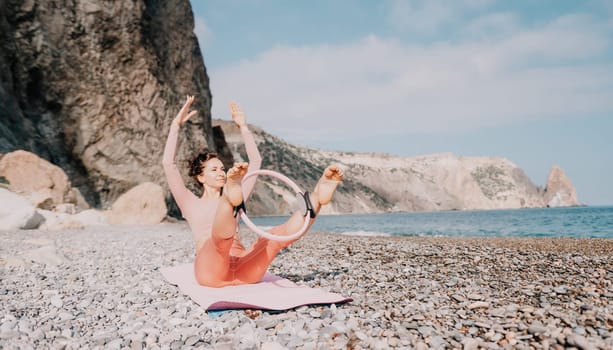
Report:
335,230,392,237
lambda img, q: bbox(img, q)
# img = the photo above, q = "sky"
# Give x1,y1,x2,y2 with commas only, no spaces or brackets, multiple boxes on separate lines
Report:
190,0,613,206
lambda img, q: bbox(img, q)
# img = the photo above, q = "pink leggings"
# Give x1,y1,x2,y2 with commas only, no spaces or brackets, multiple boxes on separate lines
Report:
193,223,298,287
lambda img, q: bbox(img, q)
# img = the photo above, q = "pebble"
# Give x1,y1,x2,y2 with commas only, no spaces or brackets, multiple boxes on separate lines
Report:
184,335,199,346
474,321,491,329
468,301,490,309
255,318,277,329
452,294,466,302
168,318,185,326
261,341,285,350
57,312,74,321
309,310,321,318
528,323,547,335
49,296,63,308
467,293,483,300
0,225,611,349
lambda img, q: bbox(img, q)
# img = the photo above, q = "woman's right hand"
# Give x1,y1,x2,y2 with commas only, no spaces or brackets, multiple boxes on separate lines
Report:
229,101,247,128
173,95,197,126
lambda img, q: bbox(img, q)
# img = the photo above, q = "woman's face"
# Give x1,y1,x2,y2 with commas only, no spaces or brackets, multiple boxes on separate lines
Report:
196,158,226,188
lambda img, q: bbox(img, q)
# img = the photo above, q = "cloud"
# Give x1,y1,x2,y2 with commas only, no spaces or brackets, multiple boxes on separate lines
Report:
465,14,610,72
208,13,613,146
463,12,519,39
194,16,212,50
387,0,494,34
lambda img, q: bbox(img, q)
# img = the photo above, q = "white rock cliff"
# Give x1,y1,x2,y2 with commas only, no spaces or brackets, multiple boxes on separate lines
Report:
215,120,579,215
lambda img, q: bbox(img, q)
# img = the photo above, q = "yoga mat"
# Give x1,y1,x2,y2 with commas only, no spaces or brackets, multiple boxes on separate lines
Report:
161,263,352,311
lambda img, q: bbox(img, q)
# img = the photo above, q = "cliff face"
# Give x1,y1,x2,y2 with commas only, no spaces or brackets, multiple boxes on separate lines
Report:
216,121,394,215
0,0,224,210
216,120,579,215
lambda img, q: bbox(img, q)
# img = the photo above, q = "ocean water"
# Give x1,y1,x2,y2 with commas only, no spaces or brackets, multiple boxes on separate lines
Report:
248,206,613,239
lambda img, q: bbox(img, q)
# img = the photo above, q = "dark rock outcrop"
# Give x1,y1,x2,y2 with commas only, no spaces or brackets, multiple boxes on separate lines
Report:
0,0,227,213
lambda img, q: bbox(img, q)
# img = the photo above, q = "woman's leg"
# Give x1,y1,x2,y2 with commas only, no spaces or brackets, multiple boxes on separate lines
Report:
194,237,233,287
212,163,248,241
194,163,248,287
233,165,343,284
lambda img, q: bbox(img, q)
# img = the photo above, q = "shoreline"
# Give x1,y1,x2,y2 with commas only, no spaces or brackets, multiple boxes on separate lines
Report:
246,204,613,220
330,231,613,256
373,235,613,257
1,224,611,349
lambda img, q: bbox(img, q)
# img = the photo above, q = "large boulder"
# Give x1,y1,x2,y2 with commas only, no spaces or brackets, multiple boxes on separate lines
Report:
108,182,167,224
0,150,70,208
544,165,579,207
0,150,90,211
0,188,45,230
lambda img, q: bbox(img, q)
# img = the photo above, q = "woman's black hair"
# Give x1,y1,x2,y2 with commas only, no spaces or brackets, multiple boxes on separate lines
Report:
188,149,219,183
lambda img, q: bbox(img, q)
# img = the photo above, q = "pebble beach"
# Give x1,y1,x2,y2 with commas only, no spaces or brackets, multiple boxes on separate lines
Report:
1,223,612,349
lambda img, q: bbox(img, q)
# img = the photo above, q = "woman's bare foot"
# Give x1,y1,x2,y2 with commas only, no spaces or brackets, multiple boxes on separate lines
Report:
224,162,248,206
276,165,344,241
313,165,344,206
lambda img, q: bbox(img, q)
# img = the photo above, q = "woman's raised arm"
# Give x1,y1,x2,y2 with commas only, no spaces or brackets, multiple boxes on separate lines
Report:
163,96,198,211
230,101,262,199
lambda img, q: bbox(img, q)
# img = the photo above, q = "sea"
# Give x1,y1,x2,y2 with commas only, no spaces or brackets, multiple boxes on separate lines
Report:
248,206,613,239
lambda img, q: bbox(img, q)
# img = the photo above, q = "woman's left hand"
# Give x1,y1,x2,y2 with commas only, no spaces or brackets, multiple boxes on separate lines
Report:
229,101,247,128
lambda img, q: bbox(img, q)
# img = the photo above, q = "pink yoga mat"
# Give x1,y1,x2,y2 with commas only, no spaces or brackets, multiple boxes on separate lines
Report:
160,263,352,311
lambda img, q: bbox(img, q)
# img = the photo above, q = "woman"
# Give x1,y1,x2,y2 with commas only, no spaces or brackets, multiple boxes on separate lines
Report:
163,96,343,287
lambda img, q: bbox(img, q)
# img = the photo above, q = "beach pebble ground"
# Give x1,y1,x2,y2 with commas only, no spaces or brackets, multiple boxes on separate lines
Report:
1,223,612,349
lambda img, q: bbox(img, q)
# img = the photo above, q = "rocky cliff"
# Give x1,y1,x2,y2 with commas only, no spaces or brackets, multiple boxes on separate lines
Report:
0,0,227,212
216,120,580,215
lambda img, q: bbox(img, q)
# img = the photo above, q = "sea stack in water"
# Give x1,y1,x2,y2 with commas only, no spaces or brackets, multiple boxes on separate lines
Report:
544,165,579,207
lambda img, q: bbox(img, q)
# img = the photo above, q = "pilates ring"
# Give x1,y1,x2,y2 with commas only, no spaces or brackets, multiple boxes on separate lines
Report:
237,169,314,242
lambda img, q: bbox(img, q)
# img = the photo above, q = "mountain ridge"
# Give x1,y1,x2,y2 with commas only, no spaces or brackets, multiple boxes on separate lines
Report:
215,120,579,215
